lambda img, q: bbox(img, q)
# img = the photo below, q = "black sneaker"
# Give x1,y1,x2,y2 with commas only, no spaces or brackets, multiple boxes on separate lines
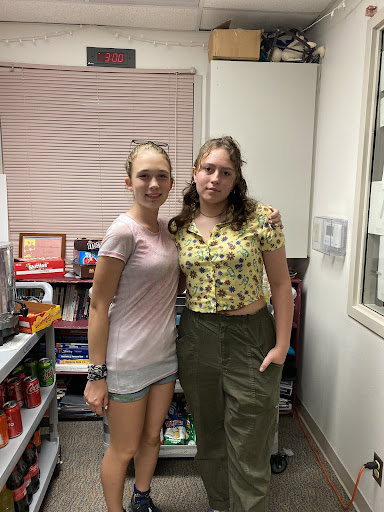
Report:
128,495,162,512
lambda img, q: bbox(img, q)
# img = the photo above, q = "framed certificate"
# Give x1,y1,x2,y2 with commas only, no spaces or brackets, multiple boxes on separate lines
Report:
19,233,66,259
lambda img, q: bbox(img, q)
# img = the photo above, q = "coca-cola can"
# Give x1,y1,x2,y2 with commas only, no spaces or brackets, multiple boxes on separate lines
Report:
3,400,23,438
23,376,41,408
6,377,24,407
0,409,9,448
0,380,7,408
11,369,27,381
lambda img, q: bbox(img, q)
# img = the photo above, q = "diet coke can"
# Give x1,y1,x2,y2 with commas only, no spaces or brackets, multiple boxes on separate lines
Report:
3,401,23,438
7,377,24,407
0,409,9,448
0,380,7,408
23,376,41,408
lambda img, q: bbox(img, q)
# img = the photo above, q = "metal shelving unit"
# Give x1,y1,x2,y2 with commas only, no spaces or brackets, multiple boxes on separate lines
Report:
101,378,197,458
16,284,195,458
0,325,60,509
159,443,197,458
160,379,196,457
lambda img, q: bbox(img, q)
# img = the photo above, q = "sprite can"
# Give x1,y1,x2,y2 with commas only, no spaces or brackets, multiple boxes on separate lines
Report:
11,363,25,375
24,358,39,378
38,358,54,387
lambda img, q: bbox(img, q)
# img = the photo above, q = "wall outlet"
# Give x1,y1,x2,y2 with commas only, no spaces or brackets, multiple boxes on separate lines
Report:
373,452,383,486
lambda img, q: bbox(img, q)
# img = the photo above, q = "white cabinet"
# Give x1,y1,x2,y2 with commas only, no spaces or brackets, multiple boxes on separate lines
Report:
0,326,60,511
207,61,318,258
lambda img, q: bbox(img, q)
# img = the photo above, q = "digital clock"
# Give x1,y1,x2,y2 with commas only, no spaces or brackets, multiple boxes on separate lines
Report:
87,47,136,68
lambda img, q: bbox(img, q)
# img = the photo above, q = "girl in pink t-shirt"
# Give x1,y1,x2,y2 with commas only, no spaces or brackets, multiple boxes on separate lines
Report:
84,142,182,512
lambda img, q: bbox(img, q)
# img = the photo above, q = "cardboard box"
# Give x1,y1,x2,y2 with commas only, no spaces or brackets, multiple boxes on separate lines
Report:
16,301,62,334
14,257,65,279
73,250,99,265
208,29,262,62
73,238,101,266
73,263,96,279
74,238,102,251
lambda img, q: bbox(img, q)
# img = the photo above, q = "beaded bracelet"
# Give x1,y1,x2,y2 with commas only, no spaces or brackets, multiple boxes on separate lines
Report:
87,363,107,381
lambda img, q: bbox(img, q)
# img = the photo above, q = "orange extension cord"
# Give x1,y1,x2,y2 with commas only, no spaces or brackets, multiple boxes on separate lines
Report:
295,408,366,510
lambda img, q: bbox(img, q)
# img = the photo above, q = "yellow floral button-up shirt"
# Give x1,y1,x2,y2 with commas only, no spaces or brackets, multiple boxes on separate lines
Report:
172,204,285,313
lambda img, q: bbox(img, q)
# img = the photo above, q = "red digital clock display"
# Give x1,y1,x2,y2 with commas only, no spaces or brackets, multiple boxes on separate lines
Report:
87,47,135,68
97,52,125,64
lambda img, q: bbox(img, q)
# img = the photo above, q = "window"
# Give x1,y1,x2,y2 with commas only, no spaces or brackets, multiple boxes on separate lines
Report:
0,64,195,268
348,9,384,337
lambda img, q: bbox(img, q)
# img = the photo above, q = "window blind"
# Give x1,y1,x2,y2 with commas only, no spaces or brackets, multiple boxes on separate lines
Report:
0,64,194,267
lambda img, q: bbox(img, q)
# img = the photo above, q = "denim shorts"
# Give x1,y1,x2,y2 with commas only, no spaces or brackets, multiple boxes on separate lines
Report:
108,372,178,403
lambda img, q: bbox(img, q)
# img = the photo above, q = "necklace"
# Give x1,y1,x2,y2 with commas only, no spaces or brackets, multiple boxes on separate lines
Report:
198,207,227,218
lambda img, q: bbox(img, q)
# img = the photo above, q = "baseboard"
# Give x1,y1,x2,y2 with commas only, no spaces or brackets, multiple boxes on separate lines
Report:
296,399,372,512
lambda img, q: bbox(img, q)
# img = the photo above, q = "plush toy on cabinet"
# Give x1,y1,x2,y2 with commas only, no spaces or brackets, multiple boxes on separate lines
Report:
260,28,325,63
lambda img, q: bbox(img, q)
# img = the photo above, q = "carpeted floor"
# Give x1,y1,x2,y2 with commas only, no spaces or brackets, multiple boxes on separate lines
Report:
40,415,357,512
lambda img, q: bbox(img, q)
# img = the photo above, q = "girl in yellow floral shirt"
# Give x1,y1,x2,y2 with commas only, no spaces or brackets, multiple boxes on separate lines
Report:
169,136,293,512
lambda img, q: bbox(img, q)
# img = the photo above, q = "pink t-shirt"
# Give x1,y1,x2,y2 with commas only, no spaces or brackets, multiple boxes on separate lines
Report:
98,214,179,393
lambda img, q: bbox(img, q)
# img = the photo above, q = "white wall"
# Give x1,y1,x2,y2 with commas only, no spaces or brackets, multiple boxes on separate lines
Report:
0,22,210,69
0,175,9,241
302,1,384,510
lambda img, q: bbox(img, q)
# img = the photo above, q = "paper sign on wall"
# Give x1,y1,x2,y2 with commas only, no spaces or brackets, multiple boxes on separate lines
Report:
380,98,384,127
0,175,9,241
380,51,384,92
378,237,384,302
368,182,384,235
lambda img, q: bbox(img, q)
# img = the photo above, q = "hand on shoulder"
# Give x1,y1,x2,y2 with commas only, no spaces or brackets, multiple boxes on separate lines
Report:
266,204,283,229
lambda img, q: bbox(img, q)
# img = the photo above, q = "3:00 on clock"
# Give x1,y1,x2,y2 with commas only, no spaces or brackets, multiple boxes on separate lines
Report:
87,47,136,68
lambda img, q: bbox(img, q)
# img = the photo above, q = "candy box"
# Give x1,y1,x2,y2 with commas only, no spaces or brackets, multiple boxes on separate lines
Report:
73,238,102,251
73,250,99,265
16,301,62,334
73,238,102,266
73,263,96,279
14,257,65,279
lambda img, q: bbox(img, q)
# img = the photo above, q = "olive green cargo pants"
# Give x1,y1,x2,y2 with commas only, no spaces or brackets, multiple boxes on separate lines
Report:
177,306,282,512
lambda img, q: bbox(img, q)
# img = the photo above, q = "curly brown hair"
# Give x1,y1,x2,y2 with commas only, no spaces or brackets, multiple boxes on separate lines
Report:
169,136,257,233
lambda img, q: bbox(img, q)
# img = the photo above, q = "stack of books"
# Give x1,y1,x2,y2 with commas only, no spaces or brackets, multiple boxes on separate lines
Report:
279,380,293,412
55,332,89,369
52,285,91,322
58,375,97,420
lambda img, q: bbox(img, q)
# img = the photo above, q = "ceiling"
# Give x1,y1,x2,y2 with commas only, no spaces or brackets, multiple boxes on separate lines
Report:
0,0,335,32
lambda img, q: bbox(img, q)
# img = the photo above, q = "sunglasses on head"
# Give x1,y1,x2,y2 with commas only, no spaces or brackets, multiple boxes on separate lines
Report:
131,139,169,150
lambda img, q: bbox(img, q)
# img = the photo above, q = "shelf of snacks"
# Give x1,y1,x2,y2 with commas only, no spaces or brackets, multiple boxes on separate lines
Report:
0,325,60,507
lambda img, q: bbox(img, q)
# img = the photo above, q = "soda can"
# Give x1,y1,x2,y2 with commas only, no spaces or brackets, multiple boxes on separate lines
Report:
0,409,9,448
32,428,42,453
23,376,41,408
6,377,24,407
38,358,54,387
11,363,25,375
11,372,27,403
3,400,23,438
11,369,27,380
0,380,7,408
24,358,39,378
